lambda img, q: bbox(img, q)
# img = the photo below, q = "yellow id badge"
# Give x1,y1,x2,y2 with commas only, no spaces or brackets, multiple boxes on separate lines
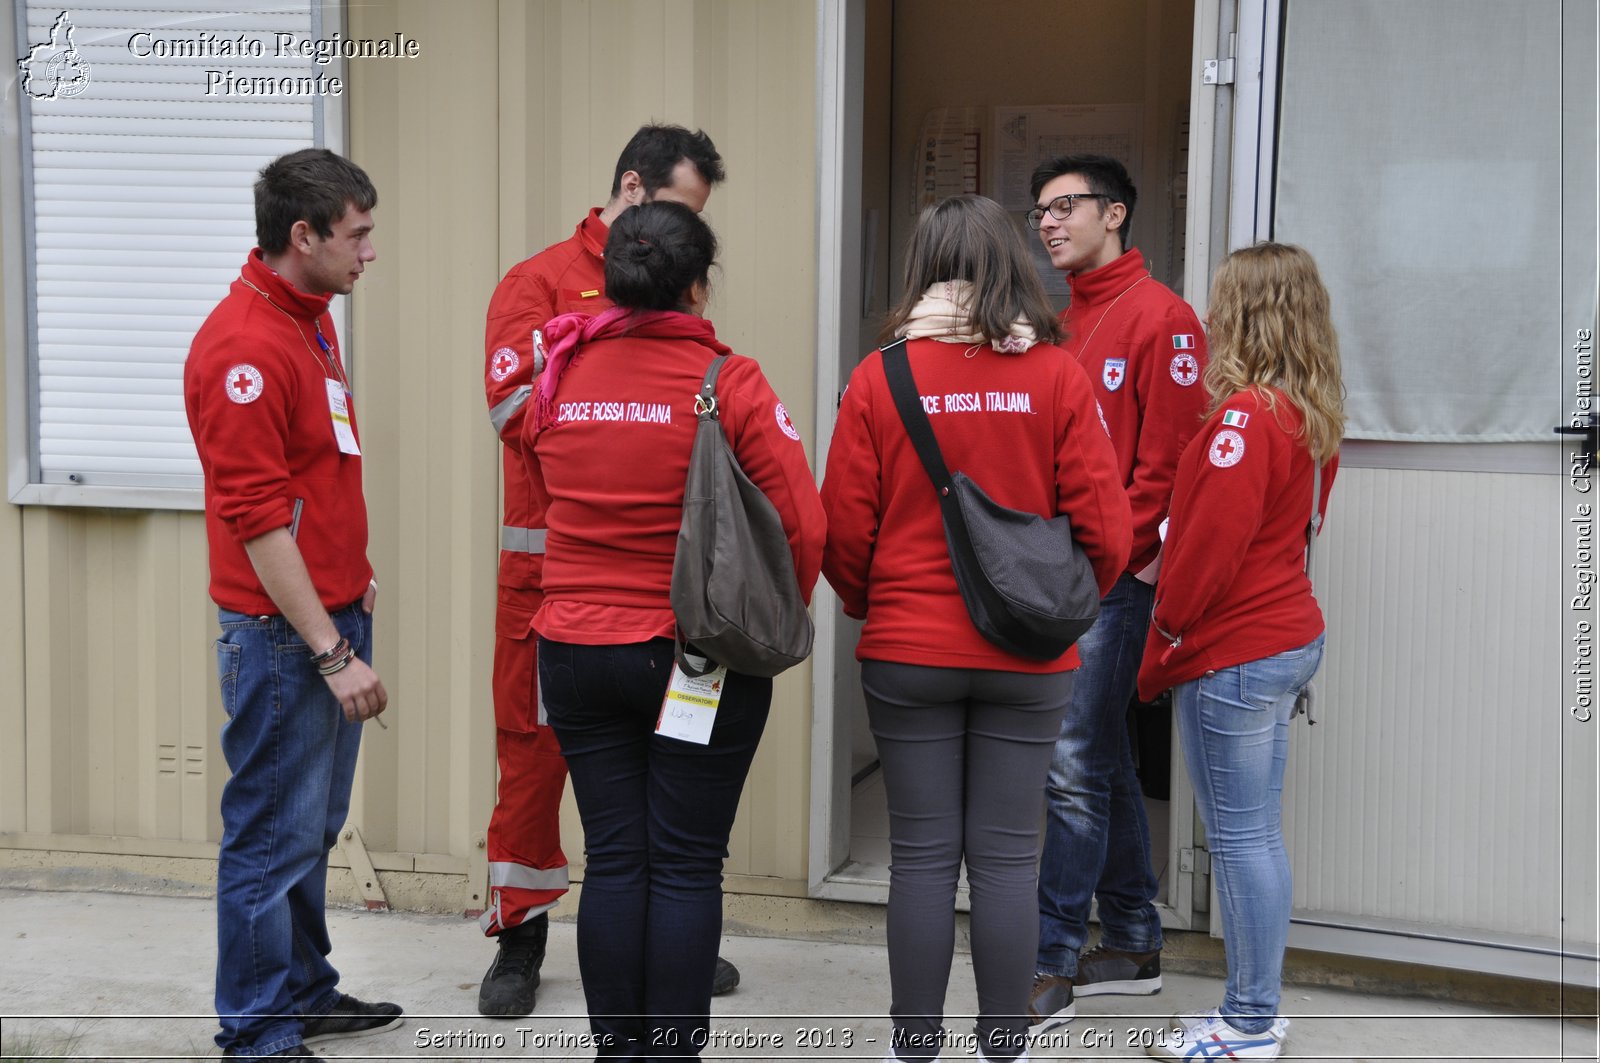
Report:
656,658,727,745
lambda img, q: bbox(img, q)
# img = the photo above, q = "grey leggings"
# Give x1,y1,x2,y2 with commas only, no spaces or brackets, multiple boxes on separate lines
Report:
863,660,1074,1063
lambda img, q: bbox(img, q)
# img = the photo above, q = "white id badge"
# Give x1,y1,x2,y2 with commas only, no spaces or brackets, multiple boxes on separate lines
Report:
325,378,361,455
1135,516,1171,585
656,659,727,745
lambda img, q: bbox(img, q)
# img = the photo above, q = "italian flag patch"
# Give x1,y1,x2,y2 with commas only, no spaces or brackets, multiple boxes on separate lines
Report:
1172,334,1195,350
1222,409,1249,427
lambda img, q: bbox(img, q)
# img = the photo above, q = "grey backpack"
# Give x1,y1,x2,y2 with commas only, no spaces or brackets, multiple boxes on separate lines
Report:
669,355,815,677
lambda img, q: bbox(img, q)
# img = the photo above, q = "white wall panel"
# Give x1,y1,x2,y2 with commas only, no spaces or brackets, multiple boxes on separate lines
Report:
1286,466,1590,949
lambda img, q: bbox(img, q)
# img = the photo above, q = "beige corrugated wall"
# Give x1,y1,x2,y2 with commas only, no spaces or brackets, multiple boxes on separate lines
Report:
0,0,819,905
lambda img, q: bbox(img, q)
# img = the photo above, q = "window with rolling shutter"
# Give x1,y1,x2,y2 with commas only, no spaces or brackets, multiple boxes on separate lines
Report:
9,1,340,506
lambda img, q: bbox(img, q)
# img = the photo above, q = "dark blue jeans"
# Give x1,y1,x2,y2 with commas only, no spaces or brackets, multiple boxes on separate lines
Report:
538,637,771,1061
213,601,369,1056
1036,573,1163,978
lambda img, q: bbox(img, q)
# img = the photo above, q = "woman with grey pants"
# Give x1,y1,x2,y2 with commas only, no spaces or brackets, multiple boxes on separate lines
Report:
821,194,1132,1063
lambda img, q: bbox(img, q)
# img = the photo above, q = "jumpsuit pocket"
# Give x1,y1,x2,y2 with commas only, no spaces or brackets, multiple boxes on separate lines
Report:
494,591,542,732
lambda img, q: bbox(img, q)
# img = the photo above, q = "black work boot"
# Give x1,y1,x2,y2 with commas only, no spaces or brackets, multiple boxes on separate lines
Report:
478,912,548,1017
712,955,740,996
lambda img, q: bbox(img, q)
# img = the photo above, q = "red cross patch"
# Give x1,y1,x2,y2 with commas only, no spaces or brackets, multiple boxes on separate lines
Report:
1102,357,1127,392
225,364,264,404
775,401,801,441
1209,428,1245,468
1170,353,1200,386
490,346,519,382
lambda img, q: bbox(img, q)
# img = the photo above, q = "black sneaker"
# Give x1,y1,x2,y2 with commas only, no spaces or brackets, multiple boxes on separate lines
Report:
712,955,740,996
479,912,548,1017
1027,973,1075,1032
300,993,404,1044
1073,944,1162,996
224,1045,323,1059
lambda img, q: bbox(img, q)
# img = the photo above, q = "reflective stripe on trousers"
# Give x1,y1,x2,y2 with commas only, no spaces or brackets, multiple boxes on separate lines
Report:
501,526,547,554
488,861,570,891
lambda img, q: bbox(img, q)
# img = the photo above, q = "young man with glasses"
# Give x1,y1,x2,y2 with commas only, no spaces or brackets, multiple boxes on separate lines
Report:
477,124,737,1018
1026,154,1210,1032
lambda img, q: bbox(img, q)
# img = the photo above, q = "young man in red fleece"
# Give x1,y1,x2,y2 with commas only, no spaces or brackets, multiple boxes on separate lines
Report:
477,124,735,1017
185,149,400,1060
1026,154,1211,1031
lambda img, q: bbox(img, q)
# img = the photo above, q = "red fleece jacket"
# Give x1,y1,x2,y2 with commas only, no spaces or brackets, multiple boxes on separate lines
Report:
524,321,826,642
1062,247,1211,574
821,338,1131,673
185,252,371,615
484,209,612,591
1137,387,1338,698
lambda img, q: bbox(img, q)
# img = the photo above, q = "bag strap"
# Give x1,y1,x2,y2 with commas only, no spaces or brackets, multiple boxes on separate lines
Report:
696,354,729,420
1304,460,1322,575
880,338,955,492
1293,458,1325,724
675,354,732,679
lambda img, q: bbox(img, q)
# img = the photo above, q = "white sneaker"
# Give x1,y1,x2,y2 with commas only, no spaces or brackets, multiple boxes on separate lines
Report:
1145,1009,1285,1060
977,1049,1029,1063
1170,1009,1289,1042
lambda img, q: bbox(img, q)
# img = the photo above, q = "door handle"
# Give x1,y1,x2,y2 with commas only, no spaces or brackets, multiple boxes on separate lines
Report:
1556,411,1598,459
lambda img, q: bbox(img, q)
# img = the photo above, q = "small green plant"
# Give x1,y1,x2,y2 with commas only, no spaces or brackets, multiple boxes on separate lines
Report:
0,1024,83,1063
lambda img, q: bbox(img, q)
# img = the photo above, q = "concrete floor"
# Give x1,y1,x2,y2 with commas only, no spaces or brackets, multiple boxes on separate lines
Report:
0,887,1594,1062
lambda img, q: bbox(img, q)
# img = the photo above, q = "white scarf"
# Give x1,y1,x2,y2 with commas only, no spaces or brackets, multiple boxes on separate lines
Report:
895,280,1038,354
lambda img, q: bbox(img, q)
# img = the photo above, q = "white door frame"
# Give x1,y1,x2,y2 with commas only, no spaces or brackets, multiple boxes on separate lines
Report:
808,0,1243,931
808,0,866,898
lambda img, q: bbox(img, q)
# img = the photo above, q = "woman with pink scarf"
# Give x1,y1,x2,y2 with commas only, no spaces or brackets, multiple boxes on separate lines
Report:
521,201,826,1059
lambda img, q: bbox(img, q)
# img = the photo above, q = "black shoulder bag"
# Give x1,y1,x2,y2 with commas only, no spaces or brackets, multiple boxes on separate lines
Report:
880,338,1101,660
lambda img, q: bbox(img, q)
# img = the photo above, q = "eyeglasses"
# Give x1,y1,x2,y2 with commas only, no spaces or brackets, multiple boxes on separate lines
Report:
1026,193,1110,229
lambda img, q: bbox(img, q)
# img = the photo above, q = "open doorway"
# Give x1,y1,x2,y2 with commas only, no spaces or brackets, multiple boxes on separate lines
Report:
811,0,1207,932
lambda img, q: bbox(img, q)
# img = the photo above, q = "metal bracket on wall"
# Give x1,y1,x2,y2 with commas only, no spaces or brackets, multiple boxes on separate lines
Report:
463,833,489,919
1180,846,1212,913
337,825,389,911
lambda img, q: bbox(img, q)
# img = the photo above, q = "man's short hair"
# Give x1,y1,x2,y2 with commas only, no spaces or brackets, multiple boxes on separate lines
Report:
255,148,378,254
609,124,725,198
1028,153,1137,249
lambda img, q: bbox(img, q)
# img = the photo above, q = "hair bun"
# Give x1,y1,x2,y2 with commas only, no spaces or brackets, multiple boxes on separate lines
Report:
626,239,656,263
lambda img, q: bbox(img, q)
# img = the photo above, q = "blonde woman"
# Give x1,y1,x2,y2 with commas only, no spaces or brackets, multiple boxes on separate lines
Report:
1135,243,1344,1061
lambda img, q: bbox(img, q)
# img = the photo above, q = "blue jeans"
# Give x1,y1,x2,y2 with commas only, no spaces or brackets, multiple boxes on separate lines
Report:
1037,573,1162,977
538,637,771,1061
213,601,369,1056
1173,634,1324,1035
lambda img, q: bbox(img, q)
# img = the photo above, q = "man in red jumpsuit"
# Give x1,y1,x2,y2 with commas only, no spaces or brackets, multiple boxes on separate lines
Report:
478,124,730,1017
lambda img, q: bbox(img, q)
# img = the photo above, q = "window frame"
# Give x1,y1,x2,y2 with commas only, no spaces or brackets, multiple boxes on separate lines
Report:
3,0,349,510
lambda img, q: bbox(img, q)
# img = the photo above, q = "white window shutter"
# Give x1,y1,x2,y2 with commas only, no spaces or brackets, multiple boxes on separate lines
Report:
20,2,325,493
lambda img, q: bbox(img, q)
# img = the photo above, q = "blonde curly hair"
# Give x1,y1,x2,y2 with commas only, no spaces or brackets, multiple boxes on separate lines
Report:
1204,242,1345,464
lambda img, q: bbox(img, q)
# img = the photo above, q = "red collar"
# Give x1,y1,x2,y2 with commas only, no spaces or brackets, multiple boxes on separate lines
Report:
577,208,609,260
239,250,334,321
1068,246,1149,307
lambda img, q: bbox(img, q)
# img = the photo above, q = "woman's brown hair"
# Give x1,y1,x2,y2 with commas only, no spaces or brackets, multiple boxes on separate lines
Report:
879,195,1061,349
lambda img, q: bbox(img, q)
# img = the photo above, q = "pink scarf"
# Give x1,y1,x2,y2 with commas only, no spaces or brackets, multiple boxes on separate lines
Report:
533,306,730,429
